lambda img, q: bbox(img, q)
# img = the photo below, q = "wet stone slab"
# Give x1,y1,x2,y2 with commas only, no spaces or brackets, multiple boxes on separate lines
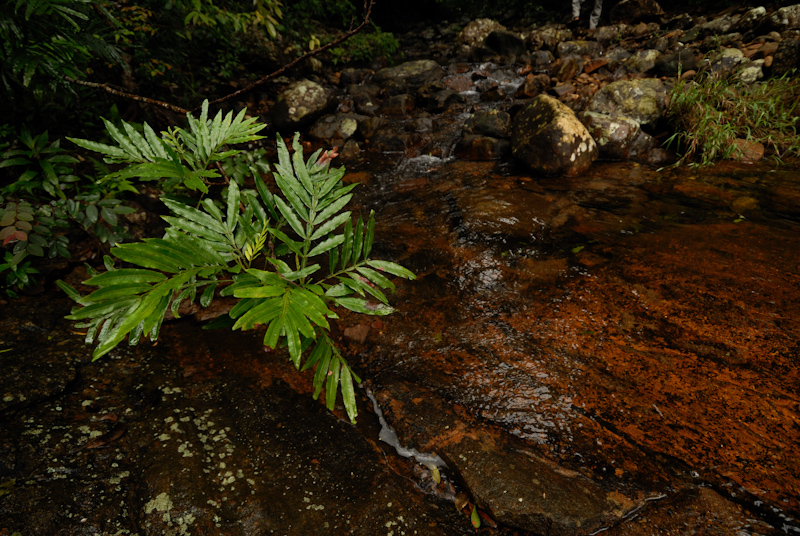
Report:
0,300,478,535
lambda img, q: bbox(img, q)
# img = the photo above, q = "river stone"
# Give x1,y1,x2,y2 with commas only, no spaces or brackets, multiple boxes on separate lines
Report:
454,135,510,160
511,94,598,176
654,48,698,76
581,111,643,160
373,60,445,95
737,60,764,83
463,110,511,138
709,47,747,75
380,93,415,116
609,0,664,24
733,6,767,34
622,49,662,73
309,113,362,141
769,4,800,31
272,79,331,132
556,40,603,59
702,13,740,35
484,30,526,57
770,37,800,75
527,25,574,51
585,78,668,127
594,24,632,46
515,73,551,98
457,18,505,49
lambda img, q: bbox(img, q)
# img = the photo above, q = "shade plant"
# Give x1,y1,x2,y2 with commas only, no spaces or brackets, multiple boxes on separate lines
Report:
58,102,415,422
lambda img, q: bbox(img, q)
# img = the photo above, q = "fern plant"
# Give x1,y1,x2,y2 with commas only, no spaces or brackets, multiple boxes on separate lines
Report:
58,104,415,422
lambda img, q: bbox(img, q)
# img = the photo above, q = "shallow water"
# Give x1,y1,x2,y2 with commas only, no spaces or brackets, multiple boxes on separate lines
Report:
343,152,800,530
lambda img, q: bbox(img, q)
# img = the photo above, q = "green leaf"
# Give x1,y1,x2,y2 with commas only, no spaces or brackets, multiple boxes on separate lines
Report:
307,234,344,258
267,228,303,256
334,297,395,316
200,282,217,307
340,363,357,422
312,194,352,228
340,218,353,269
84,268,167,286
310,211,351,241
325,357,341,411
353,216,364,263
66,296,140,321
366,260,417,280
226,180,240,233
83,283,154,302
364,211,375,258
355,266,395,291
56,280,81,302
233,285,285,298
274,197,306,238
162,198,227,235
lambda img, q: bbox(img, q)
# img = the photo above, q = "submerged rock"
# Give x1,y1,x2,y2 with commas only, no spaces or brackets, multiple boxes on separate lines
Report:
511,94,598,176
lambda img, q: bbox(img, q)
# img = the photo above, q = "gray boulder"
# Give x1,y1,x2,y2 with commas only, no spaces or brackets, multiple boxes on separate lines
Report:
511,94,598,176
373,60,445,95
585,78,668,127
272,79,331,132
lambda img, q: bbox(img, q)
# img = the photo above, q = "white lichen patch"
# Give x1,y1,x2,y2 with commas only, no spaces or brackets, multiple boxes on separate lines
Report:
144,492,173,514
109,471,130,485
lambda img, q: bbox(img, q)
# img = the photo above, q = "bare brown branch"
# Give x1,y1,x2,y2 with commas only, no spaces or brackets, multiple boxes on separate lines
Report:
198,0,375,112
63,76,190,115
64,0,374,118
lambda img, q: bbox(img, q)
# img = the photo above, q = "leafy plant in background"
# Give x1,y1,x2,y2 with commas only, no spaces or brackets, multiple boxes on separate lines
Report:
0,129,135,297
666,70,800,166
328,24,399,65
59,104,416,422
0,0,123,123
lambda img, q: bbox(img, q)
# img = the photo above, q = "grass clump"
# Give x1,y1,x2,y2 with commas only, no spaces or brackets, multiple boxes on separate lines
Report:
666,71,800,166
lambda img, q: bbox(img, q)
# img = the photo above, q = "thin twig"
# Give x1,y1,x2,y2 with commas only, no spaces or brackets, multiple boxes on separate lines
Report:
62,76,190,115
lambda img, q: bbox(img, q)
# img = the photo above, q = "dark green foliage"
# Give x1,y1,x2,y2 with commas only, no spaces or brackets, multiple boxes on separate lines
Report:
59,105,415,422
0,0,123,122
328,25,400,65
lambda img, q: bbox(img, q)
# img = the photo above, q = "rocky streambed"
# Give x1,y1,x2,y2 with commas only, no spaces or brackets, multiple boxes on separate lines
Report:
3,2,800,535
